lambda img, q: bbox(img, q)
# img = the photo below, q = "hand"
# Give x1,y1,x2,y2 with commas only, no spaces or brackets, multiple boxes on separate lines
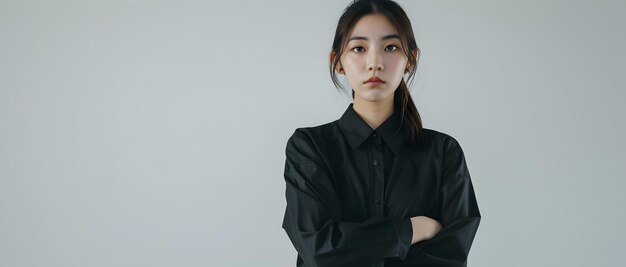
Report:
409,216,443,245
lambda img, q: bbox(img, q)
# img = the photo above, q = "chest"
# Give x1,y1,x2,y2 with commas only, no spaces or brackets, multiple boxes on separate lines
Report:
322,144,444,220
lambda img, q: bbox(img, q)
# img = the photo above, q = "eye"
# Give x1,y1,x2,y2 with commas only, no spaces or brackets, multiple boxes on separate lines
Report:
351,46,365,53
385,45,400,52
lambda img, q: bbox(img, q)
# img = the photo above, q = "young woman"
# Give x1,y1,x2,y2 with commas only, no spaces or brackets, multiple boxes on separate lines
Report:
281,0,481,266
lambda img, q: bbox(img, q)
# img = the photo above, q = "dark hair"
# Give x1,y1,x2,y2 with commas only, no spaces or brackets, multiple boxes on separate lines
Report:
329,0,423,145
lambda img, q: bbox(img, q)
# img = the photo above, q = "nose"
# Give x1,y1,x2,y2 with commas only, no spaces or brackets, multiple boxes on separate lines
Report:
367,48,384,72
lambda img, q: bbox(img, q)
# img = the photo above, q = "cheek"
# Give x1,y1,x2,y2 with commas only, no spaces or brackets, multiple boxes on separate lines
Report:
341,57,364,84
387,57,407,72
341,56,363,71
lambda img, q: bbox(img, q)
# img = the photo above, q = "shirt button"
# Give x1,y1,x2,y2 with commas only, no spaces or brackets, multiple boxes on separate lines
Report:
374,199,381,206
373,160,379,166
372,133,378,139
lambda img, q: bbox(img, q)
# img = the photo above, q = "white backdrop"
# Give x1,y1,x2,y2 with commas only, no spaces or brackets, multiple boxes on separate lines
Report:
1,0,625,266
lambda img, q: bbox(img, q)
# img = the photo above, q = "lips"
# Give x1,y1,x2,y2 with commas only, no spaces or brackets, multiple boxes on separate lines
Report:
364,76,385,83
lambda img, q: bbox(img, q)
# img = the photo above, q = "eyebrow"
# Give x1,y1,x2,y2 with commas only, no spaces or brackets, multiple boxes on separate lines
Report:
348,34,400,42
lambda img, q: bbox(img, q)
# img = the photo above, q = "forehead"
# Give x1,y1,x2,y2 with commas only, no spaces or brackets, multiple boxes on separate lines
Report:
349,13,398,39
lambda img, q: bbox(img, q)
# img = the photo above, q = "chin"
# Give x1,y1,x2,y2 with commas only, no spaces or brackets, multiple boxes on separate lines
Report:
356,91,393,102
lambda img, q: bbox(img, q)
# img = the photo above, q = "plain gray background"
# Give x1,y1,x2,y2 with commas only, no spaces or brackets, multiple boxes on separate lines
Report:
1,0,625,266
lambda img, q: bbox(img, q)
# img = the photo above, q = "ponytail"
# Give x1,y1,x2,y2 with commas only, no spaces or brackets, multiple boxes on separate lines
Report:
395,79,423,145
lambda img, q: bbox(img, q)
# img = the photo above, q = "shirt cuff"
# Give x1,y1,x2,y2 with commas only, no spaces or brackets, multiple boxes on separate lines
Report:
391,217,413,261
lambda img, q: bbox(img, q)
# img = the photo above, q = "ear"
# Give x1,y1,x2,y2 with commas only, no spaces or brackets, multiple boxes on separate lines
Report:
329,51,344,74
406,48,419,72
411,48,419,60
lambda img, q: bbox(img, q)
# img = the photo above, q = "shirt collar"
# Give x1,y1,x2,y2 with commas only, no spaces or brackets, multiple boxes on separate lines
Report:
337,103,406,155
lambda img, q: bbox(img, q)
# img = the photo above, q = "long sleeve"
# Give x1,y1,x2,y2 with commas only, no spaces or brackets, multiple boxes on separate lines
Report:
281,129,412,267
401,136,481,267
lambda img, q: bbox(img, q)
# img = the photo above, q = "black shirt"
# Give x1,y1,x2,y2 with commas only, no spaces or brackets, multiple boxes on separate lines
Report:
282,103,481,267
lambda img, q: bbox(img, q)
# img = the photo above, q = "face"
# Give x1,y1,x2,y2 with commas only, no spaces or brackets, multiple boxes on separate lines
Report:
338,14,410,103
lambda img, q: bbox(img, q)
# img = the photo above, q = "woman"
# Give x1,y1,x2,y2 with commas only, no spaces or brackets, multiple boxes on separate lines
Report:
281,0,481,266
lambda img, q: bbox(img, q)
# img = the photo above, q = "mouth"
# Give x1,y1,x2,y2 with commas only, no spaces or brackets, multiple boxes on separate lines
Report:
364,76,385,86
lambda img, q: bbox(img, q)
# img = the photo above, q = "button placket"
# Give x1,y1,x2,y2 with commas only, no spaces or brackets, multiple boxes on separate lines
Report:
369,135,385,216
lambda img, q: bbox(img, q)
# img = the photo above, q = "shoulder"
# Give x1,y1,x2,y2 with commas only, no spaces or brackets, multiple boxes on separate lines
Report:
284,121,340,161
421,129,471,187
287,121,341,148
418,127,465,154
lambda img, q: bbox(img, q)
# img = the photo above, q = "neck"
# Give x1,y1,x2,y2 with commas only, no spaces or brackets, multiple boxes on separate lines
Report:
352,93,394,130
